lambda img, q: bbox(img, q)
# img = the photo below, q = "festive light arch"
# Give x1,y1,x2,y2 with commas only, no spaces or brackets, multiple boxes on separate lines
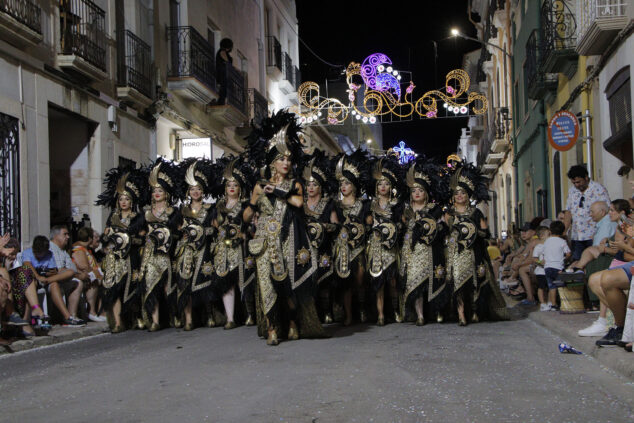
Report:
296,53,488,125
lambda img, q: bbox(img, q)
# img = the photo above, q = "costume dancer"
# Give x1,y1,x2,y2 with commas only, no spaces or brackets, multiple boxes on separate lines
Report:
367,156,404,325
399,158,450,325
333,149,371,326
445,159,508,325
299,150,337,323
243,110,323,345
97,167,147,333
212,157,256,329
173,158,216,331
139,158,183,331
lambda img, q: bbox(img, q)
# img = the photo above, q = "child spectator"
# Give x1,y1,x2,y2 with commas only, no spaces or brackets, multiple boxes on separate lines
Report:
543,221,572,311
532,226,551,311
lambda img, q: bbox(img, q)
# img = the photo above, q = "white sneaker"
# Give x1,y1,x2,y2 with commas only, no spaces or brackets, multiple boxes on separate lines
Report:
88,314,107,322
578,319,608,337
540,303,552,311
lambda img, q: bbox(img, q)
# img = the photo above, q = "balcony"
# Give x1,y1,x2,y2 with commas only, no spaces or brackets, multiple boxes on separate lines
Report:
209,65,247,127
525,30,558,100
470,115,485,139
287,66,301,104
248,88,269,125
58,0,107,81
486,152,505,164
266,36,282,81
540,0,578,78
279,52,295,94
116,30,153,108
491,108,511,152
167,26,218,104
576,0,629,55
0,0,42,47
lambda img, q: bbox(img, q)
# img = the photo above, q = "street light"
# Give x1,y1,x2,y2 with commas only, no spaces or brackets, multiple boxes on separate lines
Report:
366,139,372,144
450,27,512,59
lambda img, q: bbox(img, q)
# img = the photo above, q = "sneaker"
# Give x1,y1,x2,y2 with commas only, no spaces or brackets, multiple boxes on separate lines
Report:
595,327,623,347
540,303,552,311
6,313,28,326
88,314,107,322
550,305,560,311
578,319,608,337
62,317,86,327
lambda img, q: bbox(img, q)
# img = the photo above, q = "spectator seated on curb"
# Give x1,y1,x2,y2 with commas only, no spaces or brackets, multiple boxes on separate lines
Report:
71,227,105,323
585,217,634,345
22,233,85,327
0,234,30,342
568,200,622,271
543,221,571,311
488,240,503,282
3,238,50,336
504,222,540,305
532,226,550,311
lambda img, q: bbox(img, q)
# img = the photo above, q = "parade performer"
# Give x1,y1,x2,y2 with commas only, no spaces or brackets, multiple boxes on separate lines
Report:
299,150,338,324
399,158,450,325
243,110,324,345
97,167,147,333
211,156,256,329
139,158,183,331
173,158,216,331
367,155,404,326
333,149,372,326
445,160,508,325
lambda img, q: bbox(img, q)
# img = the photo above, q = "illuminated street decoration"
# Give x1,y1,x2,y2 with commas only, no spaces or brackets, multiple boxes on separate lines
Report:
392,141,416,164
296,53,488,125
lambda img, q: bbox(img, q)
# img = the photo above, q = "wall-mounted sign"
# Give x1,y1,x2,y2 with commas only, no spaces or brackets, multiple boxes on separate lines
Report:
548,110,579,152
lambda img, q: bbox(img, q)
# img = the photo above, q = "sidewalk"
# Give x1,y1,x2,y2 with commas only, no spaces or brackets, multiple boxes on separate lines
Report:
526,308,634,380
1,321,109,355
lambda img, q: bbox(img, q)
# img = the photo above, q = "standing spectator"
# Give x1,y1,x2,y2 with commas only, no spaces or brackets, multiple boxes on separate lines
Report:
215,38,233,105
563,165,610,261
543,221,572,311
72,227,105,322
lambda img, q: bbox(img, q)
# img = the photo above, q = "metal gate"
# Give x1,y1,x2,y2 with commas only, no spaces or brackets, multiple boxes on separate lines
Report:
0,112,20,242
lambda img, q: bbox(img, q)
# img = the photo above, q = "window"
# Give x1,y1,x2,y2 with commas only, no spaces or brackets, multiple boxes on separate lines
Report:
603,66,632,167
0,112,20,242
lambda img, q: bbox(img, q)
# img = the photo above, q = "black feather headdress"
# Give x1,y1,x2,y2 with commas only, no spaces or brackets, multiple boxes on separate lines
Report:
406,155,451,204
148,157,184,203
298,149,337,196
334,148,372,195
245,109,303,178
179,157,215,198
96,166,148,211
211,155,255,199
450,161,489,203
370,154,406,200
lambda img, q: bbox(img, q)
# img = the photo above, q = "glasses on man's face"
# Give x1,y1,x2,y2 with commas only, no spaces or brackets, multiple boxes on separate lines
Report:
579,196,585,208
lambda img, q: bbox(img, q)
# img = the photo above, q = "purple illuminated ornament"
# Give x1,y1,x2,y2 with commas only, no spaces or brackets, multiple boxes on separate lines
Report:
361,53,401,100
393,141,416,164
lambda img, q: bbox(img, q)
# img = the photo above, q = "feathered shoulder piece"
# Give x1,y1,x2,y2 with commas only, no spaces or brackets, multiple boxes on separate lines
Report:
245,109,303,172
179,157,215,198
96,166,148,210
406,155,451,204
450,161,489,203
299,149,337,196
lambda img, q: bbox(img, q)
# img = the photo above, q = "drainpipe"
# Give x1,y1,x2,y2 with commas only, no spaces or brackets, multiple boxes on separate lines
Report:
257,0,266,93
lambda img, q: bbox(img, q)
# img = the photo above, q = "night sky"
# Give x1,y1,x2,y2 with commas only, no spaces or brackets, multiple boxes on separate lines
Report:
297,0,481,160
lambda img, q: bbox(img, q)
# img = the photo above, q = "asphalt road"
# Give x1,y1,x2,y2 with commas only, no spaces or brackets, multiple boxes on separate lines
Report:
1,318,633,423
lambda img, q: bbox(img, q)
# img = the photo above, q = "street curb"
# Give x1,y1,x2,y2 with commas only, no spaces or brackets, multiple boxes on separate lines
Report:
1,322,109,355
526,310,634,380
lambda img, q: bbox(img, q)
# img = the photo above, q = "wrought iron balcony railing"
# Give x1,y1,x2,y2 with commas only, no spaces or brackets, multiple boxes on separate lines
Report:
226,65,247,115
577,0,628,38
167,26,215,90
248,88,268,125
59,0,106,71
541,0,577,53
283,52,293,84
117,30,153,99
294,66,301,90
266,36,282,72
1,0,41,34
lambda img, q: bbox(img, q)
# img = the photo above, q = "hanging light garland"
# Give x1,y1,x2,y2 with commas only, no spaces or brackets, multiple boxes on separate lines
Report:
296,52,488,125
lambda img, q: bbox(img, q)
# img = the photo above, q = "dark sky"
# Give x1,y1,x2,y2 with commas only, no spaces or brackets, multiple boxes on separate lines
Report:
296,0,481,160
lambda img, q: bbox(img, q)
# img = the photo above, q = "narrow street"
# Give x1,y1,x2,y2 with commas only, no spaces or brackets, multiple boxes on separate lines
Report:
1,318,633,422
